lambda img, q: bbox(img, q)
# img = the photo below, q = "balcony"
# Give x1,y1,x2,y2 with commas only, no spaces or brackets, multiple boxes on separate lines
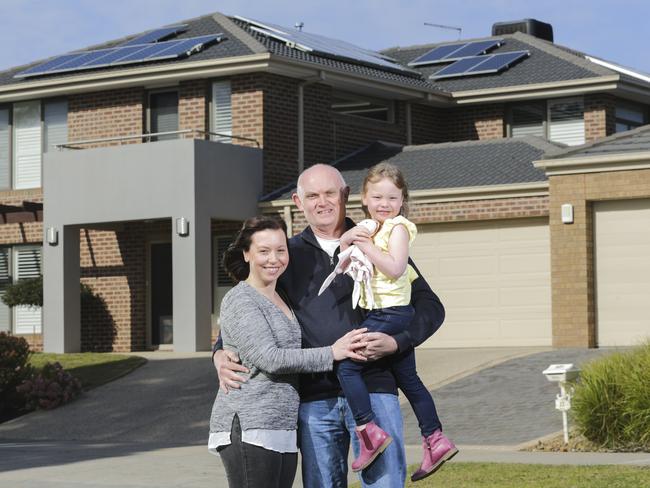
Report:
42,131,263,353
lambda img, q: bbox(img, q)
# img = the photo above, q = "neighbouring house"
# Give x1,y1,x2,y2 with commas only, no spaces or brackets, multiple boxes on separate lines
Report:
0,13,647,352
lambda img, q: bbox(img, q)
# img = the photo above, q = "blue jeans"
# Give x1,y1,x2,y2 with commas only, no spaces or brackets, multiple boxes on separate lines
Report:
336,306,441,437
299,394,405,488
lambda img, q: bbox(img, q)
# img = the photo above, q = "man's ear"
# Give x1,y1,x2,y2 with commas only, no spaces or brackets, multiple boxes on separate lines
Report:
292,192,303,210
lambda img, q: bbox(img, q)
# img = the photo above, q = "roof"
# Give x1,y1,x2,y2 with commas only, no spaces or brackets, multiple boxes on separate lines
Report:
543,124,650,159
382,32,618,92
267,136,563,201
0,12,439,93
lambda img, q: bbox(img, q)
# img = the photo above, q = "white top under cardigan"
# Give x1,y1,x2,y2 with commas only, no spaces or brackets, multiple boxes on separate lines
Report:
208,281,334,454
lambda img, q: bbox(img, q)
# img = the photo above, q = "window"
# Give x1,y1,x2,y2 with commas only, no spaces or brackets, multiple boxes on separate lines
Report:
616,103,646,133
0,99,68,190
211,80,232,142
331,90,394,122
148,90,179,141
0,246,42,335
509,97,584,146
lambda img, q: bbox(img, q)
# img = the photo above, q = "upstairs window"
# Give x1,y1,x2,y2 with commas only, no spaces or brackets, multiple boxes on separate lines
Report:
331,90,394,122
509,97,584,146
211,80,232,143
0,99,67,190
148,90,179,141
616,103,646,133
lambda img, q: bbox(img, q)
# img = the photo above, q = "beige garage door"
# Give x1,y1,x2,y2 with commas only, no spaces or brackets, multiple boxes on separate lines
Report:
411,218,551,348
594,199,650,346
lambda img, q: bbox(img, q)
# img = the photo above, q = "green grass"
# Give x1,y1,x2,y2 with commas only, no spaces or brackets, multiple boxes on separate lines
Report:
29,353,147,390
351,463,650,487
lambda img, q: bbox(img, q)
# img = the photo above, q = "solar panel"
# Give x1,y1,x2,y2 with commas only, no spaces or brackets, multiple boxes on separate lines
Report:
14,35,222,78
236,16,414,74
430,50,529,80
123,25,187,46
409,40,502,66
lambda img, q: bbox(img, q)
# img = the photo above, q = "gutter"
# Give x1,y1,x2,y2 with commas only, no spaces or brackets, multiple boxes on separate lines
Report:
534,151,650,176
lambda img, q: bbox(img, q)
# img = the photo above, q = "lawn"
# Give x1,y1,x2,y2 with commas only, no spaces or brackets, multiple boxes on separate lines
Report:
351,462,650,487
29,353,147,390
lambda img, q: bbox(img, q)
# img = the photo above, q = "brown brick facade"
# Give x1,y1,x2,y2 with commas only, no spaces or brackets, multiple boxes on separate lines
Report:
444,103,505,141
548,167,650,347
179,80,208,136
584,93,616,142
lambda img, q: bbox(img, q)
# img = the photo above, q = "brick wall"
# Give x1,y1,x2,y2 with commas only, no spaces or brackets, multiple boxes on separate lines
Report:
178,80,208,136
549,167,650,347
68,88,144,146
411,104,447,145
584,93,616,142
444,103,505,141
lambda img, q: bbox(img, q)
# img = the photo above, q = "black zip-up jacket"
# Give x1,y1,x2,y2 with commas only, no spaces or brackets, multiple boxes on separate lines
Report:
213,219,446,403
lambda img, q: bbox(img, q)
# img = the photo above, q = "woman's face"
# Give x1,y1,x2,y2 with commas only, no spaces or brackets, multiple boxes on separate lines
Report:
244,228,289,287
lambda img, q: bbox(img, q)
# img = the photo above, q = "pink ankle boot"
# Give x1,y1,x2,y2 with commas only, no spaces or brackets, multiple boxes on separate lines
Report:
410,429,458,482
351,421,393,472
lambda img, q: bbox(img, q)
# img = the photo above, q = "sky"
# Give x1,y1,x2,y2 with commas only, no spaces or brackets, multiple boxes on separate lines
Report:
1,0,649,74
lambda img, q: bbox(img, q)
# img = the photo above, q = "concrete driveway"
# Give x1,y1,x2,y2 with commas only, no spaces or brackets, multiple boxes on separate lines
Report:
0,347,626,487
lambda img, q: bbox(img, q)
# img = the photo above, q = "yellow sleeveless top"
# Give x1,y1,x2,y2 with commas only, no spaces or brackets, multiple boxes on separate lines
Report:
359,216,418,310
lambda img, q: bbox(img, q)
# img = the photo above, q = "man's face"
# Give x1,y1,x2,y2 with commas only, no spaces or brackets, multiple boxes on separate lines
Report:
293,167,348,232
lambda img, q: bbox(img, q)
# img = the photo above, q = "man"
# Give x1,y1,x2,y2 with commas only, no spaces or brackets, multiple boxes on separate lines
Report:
214,164,447,487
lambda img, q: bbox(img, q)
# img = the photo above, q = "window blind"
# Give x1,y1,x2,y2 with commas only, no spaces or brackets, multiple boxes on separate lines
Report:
13,246,42,335
549,97,585,146
212,81,232,142
44,99,68,152
13,101,42,189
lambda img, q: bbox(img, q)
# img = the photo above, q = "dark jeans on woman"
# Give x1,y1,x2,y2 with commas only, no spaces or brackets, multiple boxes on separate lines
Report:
217,415,298,488
336,305,442,437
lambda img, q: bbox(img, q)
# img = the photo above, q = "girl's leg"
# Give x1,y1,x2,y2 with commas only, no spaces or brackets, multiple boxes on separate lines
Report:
335,359,375,426
391,348,441,437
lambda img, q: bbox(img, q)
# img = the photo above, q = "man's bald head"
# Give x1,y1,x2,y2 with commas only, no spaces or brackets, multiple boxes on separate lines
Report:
296,164,347,200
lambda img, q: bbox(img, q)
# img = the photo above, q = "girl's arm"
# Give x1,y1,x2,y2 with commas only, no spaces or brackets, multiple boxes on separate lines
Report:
355,224,409,279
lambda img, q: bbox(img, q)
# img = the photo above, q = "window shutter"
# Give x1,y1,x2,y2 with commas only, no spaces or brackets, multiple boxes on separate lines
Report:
212,81,232,142
549,97,585,146
13,246,42,334
0,249,10,332
13,101,42,189
150,91,179,141
44,99,68,152
511,103,545,138
0,108,9,190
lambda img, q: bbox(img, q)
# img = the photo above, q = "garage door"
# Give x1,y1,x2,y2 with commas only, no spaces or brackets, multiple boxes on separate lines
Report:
594,199,650,346
410,218,551,348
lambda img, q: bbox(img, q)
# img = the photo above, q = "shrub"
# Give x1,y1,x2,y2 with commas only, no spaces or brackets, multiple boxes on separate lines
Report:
1,276,43,308
17,362,82,411
0,332,34,415
572,342,650,450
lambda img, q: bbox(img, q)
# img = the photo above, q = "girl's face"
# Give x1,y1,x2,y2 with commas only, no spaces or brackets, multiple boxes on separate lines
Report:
244,229,289,287
362,177,404,223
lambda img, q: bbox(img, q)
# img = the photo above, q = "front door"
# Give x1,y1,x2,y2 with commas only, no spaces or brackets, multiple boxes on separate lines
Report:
151,242,173,346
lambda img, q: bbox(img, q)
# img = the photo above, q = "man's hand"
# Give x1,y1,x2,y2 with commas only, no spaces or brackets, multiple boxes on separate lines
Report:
361,332,398,361
213,349,249,394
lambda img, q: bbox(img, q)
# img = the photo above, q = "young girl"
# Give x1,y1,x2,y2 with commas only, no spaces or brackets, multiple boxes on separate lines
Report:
336,162,458,482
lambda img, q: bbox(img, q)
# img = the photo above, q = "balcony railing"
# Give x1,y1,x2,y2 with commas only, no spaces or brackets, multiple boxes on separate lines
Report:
55,129,260,150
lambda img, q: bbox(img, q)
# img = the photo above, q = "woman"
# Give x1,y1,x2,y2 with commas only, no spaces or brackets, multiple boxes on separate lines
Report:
208,216,366,488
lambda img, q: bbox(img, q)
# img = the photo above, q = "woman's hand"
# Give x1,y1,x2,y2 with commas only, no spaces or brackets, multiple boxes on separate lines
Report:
331,328,368,361
213,349,249,393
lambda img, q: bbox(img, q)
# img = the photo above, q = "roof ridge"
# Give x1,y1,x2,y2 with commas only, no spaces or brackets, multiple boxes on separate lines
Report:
217,13,268,54
403,136,557,152
381,34,514,55
544,124,650,159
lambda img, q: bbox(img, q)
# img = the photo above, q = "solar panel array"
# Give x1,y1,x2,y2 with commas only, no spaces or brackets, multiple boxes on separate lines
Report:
409,40,502,66
429,50,529,80
235,16,415,74
15,34,221,79
123,25,187,47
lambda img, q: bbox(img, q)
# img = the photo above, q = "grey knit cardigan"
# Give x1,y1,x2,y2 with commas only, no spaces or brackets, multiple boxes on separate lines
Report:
210,281,334,434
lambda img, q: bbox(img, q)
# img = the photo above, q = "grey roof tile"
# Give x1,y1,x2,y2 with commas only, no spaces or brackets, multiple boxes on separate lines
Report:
382,32,616,92
544,124,650,159
268,136,561,201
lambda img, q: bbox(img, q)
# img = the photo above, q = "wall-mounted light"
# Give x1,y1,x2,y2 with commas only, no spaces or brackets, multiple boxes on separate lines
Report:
561,204,574,224
46,227,59,246
176,217,189,237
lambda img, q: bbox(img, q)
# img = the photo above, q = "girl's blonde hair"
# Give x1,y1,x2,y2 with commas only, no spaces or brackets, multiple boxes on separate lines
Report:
361,162,409,217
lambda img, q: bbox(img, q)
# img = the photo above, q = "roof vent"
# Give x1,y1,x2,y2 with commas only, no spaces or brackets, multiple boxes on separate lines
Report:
492,19,553,42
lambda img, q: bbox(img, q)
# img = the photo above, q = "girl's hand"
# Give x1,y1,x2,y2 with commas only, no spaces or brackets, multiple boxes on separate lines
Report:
331,328,368,361
340,226,370,250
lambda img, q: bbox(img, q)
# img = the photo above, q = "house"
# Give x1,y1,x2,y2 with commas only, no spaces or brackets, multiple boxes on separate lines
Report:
0,13,647,352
